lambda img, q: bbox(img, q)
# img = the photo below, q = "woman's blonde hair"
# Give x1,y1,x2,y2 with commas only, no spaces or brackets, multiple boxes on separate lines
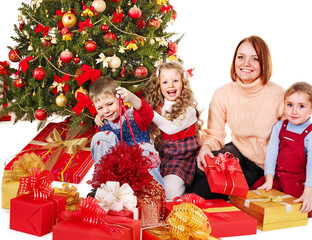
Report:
144,62,203,147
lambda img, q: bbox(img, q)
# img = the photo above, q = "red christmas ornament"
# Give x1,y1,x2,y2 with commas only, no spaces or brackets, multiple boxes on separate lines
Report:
136,19,145,29
73,55,81,64
14,78,26,89
101,24,108,32
148,18,160,29
103,31,116,44
84,39,97,52
60,49,73,63
135,64,148,79
128,5,141,20
168,42,178,55
8,49,21,62
35,107,47,121
33,66,47,81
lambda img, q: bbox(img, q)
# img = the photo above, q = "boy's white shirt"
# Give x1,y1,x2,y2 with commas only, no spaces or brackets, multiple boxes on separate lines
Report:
152,99,197,135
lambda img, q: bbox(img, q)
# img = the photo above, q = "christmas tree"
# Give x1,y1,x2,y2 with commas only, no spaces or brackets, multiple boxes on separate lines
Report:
0,0,181,130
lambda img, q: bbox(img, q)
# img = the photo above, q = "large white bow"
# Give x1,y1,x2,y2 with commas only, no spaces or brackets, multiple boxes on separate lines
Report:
95,181,137,212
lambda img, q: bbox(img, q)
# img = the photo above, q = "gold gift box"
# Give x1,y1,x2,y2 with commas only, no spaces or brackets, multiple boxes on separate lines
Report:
229,189,308,231
1,170,19,209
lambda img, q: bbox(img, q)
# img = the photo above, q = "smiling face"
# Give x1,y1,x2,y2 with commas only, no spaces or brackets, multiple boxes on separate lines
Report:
234,41,261,84
159,68,183,101
284,92,312,125
93,93,120,122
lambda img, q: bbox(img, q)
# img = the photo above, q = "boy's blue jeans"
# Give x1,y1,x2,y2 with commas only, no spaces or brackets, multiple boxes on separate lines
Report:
91,131,165,188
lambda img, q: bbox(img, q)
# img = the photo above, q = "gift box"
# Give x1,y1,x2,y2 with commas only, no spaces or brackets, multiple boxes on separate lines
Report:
165,199,258,238
204,154,249,197
1,170,19,208
229,189,308,231
10,195,66,236
53,215,140,240
142,226,173,240
5,122,96,183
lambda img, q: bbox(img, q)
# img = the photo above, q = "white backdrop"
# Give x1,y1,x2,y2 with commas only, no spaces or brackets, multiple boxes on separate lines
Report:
1,0,312,239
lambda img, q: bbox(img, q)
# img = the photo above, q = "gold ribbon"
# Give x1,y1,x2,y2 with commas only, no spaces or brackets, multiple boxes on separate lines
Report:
166,202,220,240
4,153,44,182
29,127,90,171
54,183,82,210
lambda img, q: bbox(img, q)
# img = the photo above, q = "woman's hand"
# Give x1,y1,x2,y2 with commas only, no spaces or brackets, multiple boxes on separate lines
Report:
257,174,273,191
197,144,214,171
94,114,104,127
294,186,312,213
116,87,142,110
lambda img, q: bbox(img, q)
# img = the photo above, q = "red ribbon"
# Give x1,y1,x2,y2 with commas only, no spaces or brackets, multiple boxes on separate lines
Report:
35,24,50,36
14,56,34,76
173,193,212,208
78,18,93,32
214,152,240,175
75,64,101,86
125,39,136,45
160,4,173,13
82,5,95,13
52,74,70,94
17,167,54,201
112,12,124,24
71,91,97,116
55,8,76,16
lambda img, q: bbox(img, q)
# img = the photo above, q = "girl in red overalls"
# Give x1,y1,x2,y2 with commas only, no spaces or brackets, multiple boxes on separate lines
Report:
252,82,312,217
144,62,202,200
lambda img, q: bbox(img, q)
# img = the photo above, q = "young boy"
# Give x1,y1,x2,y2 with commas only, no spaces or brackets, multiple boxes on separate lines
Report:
89,77,164,187
252,82,312,216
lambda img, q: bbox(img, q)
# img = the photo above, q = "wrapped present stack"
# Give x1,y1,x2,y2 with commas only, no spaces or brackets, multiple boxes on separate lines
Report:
229,189,308,231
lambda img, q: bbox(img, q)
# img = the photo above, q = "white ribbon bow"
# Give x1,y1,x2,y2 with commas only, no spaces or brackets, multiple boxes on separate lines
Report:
95,181,137,212
96,53,110,68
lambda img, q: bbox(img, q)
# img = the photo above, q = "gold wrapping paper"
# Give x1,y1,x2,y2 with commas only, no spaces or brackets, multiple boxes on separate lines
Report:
54,183,82,210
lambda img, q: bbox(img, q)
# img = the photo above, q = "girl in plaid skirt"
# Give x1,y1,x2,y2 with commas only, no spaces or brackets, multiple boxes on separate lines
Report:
144,62,203,200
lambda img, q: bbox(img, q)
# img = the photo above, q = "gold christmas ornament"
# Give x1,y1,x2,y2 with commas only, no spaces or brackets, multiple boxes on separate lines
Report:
27,43,34,51
56,93,68,107
92,0,106,13
75,86,88,100
108,54,121,69
62,11,77,28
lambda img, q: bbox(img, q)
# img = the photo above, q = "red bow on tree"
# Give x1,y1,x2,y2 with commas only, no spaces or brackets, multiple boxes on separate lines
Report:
17,168,54,201
75,64,101,86
78,18,93,32
160,4,173,13
112,12,124,24
215,152,240,174
51,74,70,94
14,56,34,77
35,24,50,36
71,91,97,116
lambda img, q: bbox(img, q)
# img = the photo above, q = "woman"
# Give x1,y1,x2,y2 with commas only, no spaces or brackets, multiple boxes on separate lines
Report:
193,35,285,199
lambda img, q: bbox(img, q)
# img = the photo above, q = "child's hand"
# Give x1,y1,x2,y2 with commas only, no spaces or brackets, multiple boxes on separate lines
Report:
197,144,214,171
94,114,104,127
257,174,273,191
116,87,141,110
294,186,312,213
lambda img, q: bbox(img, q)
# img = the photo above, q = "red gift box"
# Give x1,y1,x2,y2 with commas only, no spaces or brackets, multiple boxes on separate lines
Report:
204,154,249,197
10,195,66,236
53,215,141,240
165,199,258,238
5,122,96,183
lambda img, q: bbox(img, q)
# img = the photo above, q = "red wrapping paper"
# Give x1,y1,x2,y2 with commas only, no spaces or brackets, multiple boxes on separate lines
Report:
53,215,141,240
204,155,249,197
10,195,66,236
165,199,258,238
5,122,96,183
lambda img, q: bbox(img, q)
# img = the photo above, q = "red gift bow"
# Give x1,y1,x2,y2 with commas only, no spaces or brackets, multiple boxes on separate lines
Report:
214,152,240,174
14,56,34,77
75,64,101,86
17,167,54,201
173,193,212,208
35,24,50,37
51,74,70,94
112,12,124,24
78,18,93,32
72,91,97,116
160,4,173,13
